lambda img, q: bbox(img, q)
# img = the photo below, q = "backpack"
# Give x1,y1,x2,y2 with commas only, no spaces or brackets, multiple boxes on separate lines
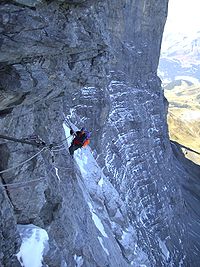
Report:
82,130,91,147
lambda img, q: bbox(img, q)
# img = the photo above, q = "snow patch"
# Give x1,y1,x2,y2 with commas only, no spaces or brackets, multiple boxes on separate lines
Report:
120,226,136,252
158,238,170,261
17,224,49,267
88,202,108,238
76,151,88,175
98,236,109,255
74,255,84,267
63,123,73,146
98,176,104,187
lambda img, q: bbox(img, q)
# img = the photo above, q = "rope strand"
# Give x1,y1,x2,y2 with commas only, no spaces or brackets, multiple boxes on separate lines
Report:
51,146,67,152
0,177,44,188
51,135,71,149
0,132,72,190
0,147,46,174
0,166,55,190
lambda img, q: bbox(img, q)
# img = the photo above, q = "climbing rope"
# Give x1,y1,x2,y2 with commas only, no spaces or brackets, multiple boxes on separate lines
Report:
0,119,73,189
0,134,46,147
0,118,78,227
0,147,46,175
51,135,71,151
51,146,68,152
0,139,72,189
0,177,44,188
0,165,55,190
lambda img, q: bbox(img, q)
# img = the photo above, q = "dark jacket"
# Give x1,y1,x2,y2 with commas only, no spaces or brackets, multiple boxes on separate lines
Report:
71,130,87,146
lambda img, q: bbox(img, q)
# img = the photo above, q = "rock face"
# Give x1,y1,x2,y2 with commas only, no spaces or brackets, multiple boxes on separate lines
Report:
0,1,200,267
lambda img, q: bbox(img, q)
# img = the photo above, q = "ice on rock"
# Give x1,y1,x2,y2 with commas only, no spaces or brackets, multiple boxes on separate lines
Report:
17,224,49,267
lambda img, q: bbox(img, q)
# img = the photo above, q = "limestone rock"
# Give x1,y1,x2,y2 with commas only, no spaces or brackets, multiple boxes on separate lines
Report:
0,0,200,266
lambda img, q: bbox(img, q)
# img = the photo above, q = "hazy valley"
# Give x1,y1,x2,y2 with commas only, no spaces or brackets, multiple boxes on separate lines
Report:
164,80,200,165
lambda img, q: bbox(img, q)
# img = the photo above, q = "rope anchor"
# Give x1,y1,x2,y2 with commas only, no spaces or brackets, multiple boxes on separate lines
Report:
0,134,46,148
0,132,71,189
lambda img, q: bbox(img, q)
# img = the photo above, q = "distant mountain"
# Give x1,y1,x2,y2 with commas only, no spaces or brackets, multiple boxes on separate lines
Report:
159,31,200,84
159,24,200,165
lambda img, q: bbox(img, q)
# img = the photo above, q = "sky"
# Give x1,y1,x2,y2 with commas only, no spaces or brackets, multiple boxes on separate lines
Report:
164,0,200,34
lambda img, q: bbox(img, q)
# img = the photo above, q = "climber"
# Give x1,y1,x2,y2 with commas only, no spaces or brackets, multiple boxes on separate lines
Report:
69,127,90,156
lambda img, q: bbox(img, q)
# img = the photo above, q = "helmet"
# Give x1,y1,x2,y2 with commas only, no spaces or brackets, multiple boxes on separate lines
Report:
81,127,86,132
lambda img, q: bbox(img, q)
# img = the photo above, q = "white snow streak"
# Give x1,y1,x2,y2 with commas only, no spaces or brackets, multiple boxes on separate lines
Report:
54,167,61,181
88,202,108,238
179,255,186,267
76,153,88,175
158,238,170,261
120,226,136,254
121,228,132,242
98,176,104,187
17,224,49,267
63,123,73,146
98,237,109,255
74,255,84,267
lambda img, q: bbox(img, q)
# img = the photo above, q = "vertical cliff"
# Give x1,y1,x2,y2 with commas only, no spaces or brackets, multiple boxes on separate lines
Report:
0,0,199,266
